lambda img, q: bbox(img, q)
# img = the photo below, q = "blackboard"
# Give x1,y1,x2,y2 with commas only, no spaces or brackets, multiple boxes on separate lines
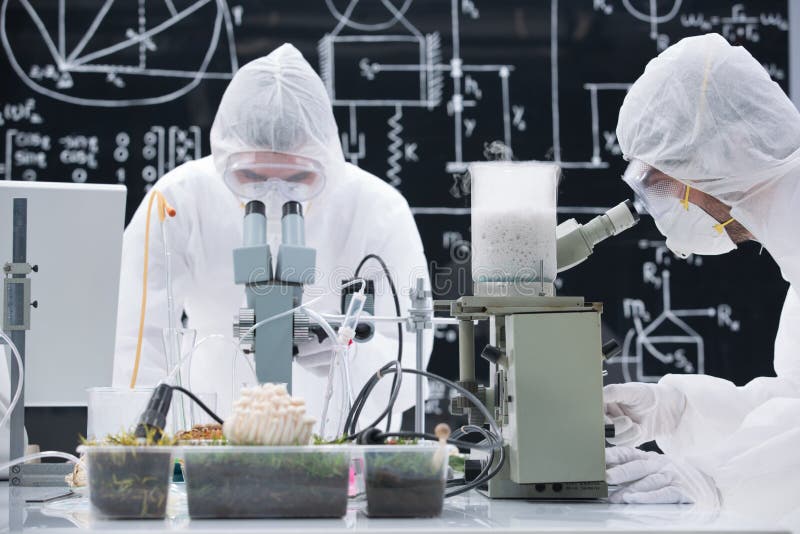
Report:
0,1,791,410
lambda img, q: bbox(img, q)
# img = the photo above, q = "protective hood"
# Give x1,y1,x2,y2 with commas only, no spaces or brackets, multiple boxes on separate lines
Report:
617,33,800,288
210,43,346,191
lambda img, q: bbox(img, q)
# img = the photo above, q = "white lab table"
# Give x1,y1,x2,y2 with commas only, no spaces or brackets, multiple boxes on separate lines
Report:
1,485,792,534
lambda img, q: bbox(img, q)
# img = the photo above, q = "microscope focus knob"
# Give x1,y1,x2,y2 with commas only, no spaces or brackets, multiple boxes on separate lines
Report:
480,344,504,364
293,311,313,343
602,339,621,359
233,308,255,351
354,322,375,342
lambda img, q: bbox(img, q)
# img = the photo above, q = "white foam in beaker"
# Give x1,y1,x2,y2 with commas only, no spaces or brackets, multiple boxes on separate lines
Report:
469,161,559,296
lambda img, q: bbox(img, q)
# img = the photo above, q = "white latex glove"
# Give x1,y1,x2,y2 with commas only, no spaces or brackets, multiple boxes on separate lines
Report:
606,447,720,506
604,382,686,447
294,331,337,370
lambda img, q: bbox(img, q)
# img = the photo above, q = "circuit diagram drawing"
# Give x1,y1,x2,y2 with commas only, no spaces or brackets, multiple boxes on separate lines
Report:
1,0,240,107
318,0,518,185
607,241,741,383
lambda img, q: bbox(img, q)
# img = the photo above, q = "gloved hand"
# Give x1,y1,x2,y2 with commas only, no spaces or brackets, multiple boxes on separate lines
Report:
606,447,720,506
604,382,687,447
294,337,336,370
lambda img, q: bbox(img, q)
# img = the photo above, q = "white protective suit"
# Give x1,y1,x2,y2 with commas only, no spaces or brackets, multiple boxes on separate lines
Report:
615,33,800,520
112,44,433,430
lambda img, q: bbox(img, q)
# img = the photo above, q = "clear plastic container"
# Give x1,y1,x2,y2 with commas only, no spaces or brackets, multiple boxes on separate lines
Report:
469,161,559,297
79,445,174,519
181,445,351,518
360,444,448,518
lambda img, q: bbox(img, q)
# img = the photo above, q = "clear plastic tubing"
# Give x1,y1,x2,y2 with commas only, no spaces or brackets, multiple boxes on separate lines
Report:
0,329,24,428
0,451,84,473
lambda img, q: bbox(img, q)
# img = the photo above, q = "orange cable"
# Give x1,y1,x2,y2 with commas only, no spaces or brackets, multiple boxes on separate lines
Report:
129,190,176,388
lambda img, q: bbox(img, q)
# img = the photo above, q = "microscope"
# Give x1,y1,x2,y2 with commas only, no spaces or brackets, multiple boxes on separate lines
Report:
231,200,316,392
231,200,374,392
440,161,639,499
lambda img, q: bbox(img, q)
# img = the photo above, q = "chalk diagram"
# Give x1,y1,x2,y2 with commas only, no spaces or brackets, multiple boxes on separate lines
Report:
0,0,239,107
318,0,695,192
593,0,790,51
318,0,521,186
579,1,789,172
593,0,683,51
607,241,741,383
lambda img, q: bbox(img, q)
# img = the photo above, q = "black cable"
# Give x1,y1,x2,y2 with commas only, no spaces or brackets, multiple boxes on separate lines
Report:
342,365,507,496
172,385,224,425
379,430,500,452
447,449,495,496
447,446,506,498
343,360,404,439
354,254,402,431
445,426,506,497
345,367,502,446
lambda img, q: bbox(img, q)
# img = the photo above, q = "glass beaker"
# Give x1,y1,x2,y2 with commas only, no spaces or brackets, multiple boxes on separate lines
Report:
162,327,197,433
469,161,559,297
86,387,154,439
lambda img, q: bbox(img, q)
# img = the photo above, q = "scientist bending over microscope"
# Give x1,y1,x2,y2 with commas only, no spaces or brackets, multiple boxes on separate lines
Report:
112,43,433,429
604,33,800,520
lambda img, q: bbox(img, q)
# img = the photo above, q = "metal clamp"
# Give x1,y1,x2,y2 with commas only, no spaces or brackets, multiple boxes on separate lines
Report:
406,278,433,334
3,262,36,276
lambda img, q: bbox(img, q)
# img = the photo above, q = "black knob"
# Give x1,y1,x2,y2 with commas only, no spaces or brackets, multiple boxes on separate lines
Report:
480,344,503,364
354,322,374,342
31,265,39,272
30,301,38,308
602,339,621,359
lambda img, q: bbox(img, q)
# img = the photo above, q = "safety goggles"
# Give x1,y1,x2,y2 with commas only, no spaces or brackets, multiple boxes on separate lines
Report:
621,160,689,219
223,151,326,202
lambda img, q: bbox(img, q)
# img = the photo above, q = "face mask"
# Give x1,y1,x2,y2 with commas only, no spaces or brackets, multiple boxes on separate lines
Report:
653,202,737,258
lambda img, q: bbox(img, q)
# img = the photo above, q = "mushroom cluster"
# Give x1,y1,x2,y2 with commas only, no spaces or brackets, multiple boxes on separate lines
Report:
223,384,317,445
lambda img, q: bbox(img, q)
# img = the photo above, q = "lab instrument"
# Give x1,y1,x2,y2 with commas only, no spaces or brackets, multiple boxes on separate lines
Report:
441,161,639,499
1,182,126,486
232,200,316,391
470,161,558,297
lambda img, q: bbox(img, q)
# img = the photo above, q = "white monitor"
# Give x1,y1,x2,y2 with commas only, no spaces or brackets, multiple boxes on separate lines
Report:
0,181,126,407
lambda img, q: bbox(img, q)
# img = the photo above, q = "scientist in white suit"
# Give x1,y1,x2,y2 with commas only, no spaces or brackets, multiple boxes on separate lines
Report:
112,44,433,431
604,33,800,523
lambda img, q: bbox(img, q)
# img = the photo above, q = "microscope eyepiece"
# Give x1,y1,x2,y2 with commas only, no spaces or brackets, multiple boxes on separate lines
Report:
623,199,640,223
245,200,265,216
282,201,302,218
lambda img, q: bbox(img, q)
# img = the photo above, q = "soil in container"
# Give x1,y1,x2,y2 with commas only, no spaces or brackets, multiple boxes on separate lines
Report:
88,450,173,519
364,451,446,518
184,450,350,518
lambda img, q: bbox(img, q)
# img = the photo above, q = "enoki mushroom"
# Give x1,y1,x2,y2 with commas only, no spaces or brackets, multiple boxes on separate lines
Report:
223,384,317,446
